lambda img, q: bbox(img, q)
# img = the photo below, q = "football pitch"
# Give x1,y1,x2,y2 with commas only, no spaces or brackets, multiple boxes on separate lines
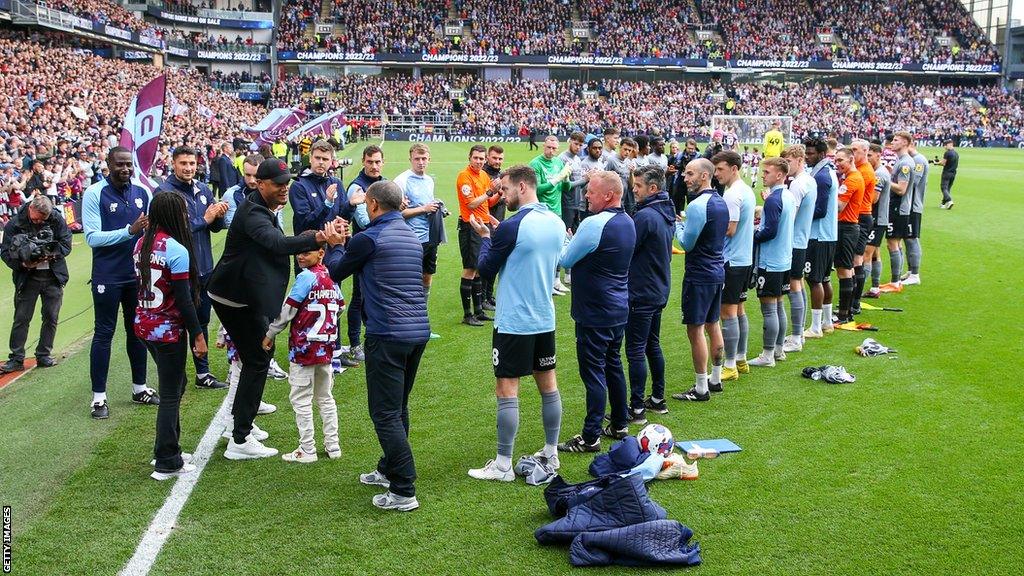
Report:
1,142,1022,575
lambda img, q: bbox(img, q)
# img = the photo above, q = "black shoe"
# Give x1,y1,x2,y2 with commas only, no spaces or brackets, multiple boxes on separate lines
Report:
195,374,228,390
485,297,496,308
337,354,360,367
132,387,161,405
481,300,495,312
628,408,648,426
850,305,861,316
35,356,57,368
0,360,24,374
601,424,628,440
462,315,484,327
709,381,724,393
643,396,668,414
474,312,494,322
557,434,601,453
671,387,710,402
91,401,109,419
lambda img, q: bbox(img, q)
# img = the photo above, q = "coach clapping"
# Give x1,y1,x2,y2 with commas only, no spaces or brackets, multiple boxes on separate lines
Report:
208,159,343,461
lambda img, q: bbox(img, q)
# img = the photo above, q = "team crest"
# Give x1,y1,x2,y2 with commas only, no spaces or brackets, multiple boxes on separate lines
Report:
135,198,144,209
200,195,208,205
914,164,924,173
901,166,910,174
109,202,118,212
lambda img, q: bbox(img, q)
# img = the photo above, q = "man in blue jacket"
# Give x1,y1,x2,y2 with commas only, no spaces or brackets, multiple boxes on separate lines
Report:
159,146,229,390
625,166,674,423
289,140,345,235
672,159,729,402
210,142,239,198
557,171,636,453
82,147,155,419
325,180,429,512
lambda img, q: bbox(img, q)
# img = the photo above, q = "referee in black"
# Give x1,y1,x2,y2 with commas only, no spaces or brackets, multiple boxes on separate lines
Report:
208,159,341,461
935,140,958,209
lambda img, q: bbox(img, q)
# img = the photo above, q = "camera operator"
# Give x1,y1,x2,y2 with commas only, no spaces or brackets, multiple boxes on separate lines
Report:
0,195,72,373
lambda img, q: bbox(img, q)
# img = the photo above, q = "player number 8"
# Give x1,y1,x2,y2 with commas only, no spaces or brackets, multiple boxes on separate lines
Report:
803,261,812,274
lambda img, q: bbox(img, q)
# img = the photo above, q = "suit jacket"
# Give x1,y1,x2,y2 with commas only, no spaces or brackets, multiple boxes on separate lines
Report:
208,191,320,319
211,154,239,190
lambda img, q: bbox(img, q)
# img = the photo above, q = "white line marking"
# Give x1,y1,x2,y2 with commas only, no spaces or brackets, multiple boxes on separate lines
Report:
118,395,230,576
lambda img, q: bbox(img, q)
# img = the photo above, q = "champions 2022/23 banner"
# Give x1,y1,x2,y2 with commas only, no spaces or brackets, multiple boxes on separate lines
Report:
276,51,1001,74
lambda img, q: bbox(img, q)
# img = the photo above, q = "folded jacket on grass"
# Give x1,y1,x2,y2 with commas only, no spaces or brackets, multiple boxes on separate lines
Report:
535,474,666,545
569,519,702,567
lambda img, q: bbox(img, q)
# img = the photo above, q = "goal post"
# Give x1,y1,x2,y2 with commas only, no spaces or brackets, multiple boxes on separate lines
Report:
711,115,793,146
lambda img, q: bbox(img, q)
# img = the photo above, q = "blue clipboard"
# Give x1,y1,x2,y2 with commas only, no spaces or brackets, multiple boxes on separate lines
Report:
676,439,742,454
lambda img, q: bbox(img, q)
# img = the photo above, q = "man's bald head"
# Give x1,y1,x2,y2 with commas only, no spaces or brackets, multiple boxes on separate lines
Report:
683,158,714,194
585,170,624,212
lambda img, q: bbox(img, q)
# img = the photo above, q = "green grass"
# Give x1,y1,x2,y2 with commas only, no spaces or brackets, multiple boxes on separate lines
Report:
2,143,1023,575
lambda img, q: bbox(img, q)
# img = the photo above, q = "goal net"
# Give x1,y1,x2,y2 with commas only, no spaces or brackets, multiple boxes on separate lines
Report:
711,115,793,146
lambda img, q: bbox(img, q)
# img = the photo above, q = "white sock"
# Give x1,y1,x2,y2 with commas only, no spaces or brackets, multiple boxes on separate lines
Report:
695,373,708,395
196,372,209,380
93,392,107,404
543,444,557,458
711,364,722,384
495,454,512,470
822,304,833,327
131,383,147,394
651,396,663,403
724,358,736,369
811,309,822,331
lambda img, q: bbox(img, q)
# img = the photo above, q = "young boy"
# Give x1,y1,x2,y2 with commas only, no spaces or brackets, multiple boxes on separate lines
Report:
263,244,343,463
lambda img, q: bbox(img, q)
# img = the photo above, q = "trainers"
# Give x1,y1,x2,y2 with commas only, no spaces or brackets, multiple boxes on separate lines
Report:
822,324,835,334
429,332,441,340
643,397,668,414
532,450,560,471
903,273,921,286
671,387,710,402
708,381,723,393
774,347,787,361
736,360,750,374
196,374,228,390
131,388,160,405
372,491,419,512
326,447,342,460
35,356,58,368
782,335,803,353
150,462,196,481
557,434,600,453
224,435,278,460
601,424,628,440
481,300,496,312
267,359,288,380
553,279,569,294
628,408,648,426
226,423,269,441
803,328,824,339
749,352,776,367
257,401,277,415
721,366,739,381
91,400,109,419
337,353,360,367
331,359,348,374
350,345,365,363
151,452,193,467
878,282,903,293
468,459,514,482
282,448,318,463
0,359,24,374
864,287,881,298
474,312,494,322
359,470,391,488
462,314,484,327
552,285,568,296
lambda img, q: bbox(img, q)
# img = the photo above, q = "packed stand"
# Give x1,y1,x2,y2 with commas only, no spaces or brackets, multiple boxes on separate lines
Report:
165,29,266,52
160,0,261,15
457,0,571,56
577,0,706,59
208,70,272,91
276,0,322,51
702,0,832,61
0,28,264,224
42,0,165,40
924,0,1001,65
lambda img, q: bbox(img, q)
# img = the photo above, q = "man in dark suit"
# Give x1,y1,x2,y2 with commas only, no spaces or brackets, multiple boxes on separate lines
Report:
208,159,344,461
210,142,240,198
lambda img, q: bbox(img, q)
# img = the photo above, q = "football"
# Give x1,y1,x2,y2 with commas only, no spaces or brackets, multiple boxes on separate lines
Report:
637,423,675,456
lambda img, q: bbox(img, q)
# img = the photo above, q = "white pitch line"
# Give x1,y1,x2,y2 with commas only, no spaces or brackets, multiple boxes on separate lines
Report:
118,395,231,576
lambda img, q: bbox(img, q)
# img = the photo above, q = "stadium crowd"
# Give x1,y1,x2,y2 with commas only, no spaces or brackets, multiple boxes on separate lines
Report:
269,74,1023,144
274,0,1002,65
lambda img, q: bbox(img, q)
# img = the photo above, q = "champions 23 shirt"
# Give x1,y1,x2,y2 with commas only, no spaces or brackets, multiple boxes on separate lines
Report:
134,230,190,343
286,263,343,366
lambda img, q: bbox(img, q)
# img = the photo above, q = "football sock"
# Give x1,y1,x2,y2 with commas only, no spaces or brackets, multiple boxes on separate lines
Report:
94,391,107,403
710,363,722,385
695,372,709,395
775,299,787,347
737,314,749,359
760,301,778,353
540,390,562,450
788,290,804,336
482,277,493,302
722,316,739,368
838,277,854,316
459,278,472,316
822,304,833,328
889,248,903,282
196,372,209,380
496,397,519,462
906,238,921,274
871,258,882,288
811,309,823,332
471,277,484,315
